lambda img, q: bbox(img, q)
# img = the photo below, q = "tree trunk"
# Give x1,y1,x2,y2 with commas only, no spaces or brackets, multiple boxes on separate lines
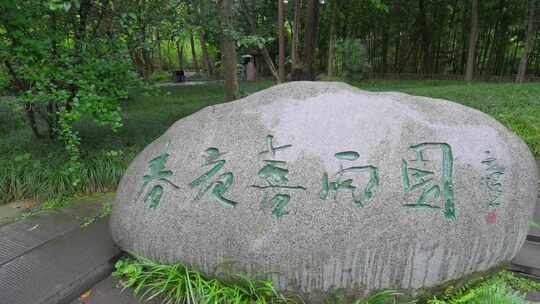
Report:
176,40,184,70
517,0,538,82
156,30,163,69
327,0,337,77
241,0,280,81
381,23,389,74
278,0,286,83
190,31,199,72
296,0,319,81
219,0,238,101
291,0,302,73
465,0,479,81
261,47,279,80
200,30,214,77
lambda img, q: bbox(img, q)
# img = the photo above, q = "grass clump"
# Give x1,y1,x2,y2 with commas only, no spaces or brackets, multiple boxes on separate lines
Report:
114,256,539,304
113,255,296,304
0,150,127,204
427,270,540,304
113,255,412,304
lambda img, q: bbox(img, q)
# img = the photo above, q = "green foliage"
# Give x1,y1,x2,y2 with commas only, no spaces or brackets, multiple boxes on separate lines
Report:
427,271,539,304
0,150,128,204
0,0,140,176
113,255,296,304
0,81,273,204
336,39,369,81
113,256,537,304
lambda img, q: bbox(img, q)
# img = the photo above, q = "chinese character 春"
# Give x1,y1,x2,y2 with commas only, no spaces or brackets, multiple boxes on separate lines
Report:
320,151,379,207
190,147,238,208
137,144,179,209
401,143,455,220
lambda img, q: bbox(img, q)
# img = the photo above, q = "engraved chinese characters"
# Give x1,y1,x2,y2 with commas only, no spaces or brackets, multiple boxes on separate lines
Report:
141,138,463,220
112,82,537,301
320,151,379,208
190,147,238,207
401,143,455,220
250,135,306,218
136,143,179,209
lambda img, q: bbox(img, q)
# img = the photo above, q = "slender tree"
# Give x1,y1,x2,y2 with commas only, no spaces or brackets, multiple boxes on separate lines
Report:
189,31,199,72
199,30,213,76
327,0,338,77
465,0,479,81
278,0,286,83
294,0,319,80
517,0,538,82
176,39,184,69
291,0,302,76
219,0,238,101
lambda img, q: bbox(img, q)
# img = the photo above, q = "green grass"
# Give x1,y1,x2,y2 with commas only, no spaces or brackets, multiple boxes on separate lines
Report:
1,79,539,204
113,255,539,304
113,254,411,304
427,270,540,304
113,254,296,304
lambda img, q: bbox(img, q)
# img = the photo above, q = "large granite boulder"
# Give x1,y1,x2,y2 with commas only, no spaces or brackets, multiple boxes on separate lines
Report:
111,82,537,301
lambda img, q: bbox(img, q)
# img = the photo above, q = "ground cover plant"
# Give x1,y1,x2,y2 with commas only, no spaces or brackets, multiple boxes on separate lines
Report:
113,254,539,304
1,80,538,205
427,270,540,304
113,254,411,304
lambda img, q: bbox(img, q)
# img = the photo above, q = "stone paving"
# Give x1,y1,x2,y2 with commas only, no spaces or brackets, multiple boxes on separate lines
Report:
0,194,120,304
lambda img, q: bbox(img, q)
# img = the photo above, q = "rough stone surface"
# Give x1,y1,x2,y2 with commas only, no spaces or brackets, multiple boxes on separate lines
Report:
111,81,537,301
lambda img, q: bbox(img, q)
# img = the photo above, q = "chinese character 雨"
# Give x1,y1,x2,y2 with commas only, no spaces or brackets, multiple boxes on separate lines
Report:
320,151,379,207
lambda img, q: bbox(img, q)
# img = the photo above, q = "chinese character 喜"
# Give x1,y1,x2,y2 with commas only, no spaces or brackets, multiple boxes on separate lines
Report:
251,135,306,218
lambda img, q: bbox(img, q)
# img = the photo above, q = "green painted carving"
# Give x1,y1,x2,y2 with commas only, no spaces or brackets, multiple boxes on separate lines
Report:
402,143,455,220
252,135,305,219
481,151,505,207
145,185,163,209
335,151,360,161
258,135,292,156
190,148,239,207
260,192,291,218
320,152,380,208
189,160,225,188
136,142,180,209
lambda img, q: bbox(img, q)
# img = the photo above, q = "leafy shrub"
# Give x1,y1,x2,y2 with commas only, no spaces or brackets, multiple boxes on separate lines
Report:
428,271,539,304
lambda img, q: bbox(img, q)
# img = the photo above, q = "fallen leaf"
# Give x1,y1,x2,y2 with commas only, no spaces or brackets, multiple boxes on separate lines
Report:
79,289,92,301
27,224,39,231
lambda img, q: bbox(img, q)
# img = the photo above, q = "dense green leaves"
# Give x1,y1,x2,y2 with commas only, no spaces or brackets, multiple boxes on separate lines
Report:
0,0,139,178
